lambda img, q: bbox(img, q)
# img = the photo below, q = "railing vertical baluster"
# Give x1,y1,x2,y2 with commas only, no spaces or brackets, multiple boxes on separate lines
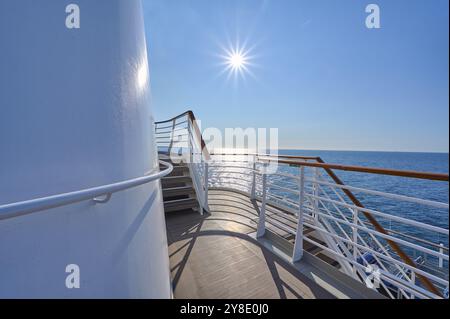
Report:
251,155,256,200
204,161,209,213
257,168,267,238
439,243,444,268
313,167,319,221
187,117,193,164
293,166,305,262
410,272,416,299
168,119,176,160
353,208,359,273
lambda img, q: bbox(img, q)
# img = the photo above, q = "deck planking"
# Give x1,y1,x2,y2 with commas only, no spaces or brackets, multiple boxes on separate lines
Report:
165,189,336,299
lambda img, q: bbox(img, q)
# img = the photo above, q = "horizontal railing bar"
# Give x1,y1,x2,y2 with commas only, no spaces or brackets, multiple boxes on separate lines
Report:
157,141,189,145
309,178,449,210
155,120,188,130
265,193,301,209
269,159,449,182
155,134,189,140
209,171,253,178
267,182,300,195
310,207,449,261
307,194,449,235
210,176,253,185
210,177,253,185
208,160,255,165
156,137,189,142
211,153,319,161
155,126,189,134
390,230,449,252
0,161,174,221
209,164,255,171
154,111,190,125
258,154,321,161
269,171,302,181
209,180,251,189
265,216,297,235
209,155,256,160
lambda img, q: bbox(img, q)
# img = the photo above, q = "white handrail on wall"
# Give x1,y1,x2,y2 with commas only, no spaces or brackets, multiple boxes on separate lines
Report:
0,161,173,221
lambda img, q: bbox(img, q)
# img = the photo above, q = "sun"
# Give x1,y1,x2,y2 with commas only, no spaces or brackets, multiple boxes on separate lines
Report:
228,52,246,70
218,42,256,83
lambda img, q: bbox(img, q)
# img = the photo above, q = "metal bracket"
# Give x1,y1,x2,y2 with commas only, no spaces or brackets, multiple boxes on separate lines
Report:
93,193,112,204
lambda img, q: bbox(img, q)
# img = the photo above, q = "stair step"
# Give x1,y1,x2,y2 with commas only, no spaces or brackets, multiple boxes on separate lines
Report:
158,154,189,166
283,226,315,243
303,239,324,255
162,175,192,188
316,253,341,268
164,198,199,213
163,165,189,177
159,161,188,168
163,186,195,199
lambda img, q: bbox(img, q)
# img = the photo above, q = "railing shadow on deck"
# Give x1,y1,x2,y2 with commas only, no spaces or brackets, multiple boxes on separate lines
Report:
165,204,334,299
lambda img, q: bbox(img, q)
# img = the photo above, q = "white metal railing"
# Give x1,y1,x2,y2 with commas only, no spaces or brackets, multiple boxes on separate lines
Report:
155,111,210,214
154,111,448,299
0,161,173,221
207,153,449,299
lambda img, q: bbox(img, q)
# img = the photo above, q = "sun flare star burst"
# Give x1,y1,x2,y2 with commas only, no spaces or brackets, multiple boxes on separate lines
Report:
219,44,255,83
228,52,246,70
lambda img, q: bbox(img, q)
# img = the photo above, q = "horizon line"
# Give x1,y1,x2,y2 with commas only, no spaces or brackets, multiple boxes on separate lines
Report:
274,148,450,154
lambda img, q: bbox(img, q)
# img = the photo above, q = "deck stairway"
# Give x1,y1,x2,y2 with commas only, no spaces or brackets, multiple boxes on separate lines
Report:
159,154,200,213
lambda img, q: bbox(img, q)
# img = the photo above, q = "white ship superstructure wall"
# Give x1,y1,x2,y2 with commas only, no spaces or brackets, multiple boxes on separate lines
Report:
0,0,171,298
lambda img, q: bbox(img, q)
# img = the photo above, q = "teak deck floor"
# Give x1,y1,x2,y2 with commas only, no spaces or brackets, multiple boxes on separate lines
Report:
165,189,336,299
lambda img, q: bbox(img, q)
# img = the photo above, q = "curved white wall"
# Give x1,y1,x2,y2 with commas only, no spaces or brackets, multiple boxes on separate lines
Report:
0,0,171,298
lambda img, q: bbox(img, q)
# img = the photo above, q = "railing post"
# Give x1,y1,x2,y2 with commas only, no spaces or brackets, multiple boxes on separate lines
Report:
293,166,305,262
251,155,256,200
257,169,267,238
410,272,416,299
204,161,209,212
168,119,176,161
439,243,444,268
352,208,359,274
187,118,193,164
313,167,319,221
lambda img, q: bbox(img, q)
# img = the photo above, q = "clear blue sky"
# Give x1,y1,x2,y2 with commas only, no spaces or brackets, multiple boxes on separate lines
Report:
142,0,449,153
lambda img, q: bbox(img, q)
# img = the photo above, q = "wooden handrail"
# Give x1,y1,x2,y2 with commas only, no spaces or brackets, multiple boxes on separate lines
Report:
211,152,319,161
212,153,449,181
155,110,210,161
154,110,192,125
187,111,210,161
262,158,449,182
